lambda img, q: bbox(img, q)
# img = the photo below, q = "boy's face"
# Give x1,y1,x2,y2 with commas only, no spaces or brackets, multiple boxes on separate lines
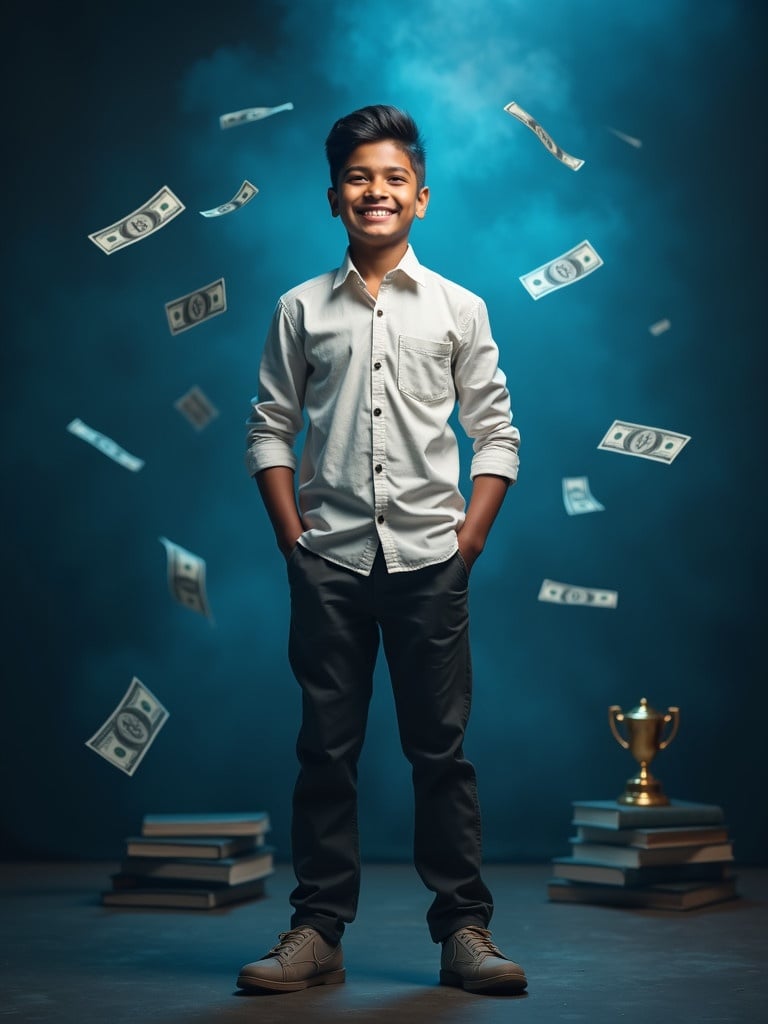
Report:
328,140,429,252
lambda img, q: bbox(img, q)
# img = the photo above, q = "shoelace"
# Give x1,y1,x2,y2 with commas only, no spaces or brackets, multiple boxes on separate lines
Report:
266,928,315,960
457,926,504,959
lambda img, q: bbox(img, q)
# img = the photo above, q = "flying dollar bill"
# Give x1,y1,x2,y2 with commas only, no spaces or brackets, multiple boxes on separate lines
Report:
598,420,691,465
67,418,144,472
174,385,219,430
503,101,584,171
219,102,294,129
649,318,671,336
538,579,618,608
85,677,169,776
159,536,213,619
165,278,226,335
562,476,605,515
520,240,603,300
199,180,259,217
88,186,185,254
607,126,642,148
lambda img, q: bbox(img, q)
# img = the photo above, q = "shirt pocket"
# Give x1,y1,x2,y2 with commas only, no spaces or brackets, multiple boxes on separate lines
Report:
397,336,453,403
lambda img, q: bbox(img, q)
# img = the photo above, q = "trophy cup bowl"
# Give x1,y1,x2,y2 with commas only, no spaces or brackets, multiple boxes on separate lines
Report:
608,697,680,806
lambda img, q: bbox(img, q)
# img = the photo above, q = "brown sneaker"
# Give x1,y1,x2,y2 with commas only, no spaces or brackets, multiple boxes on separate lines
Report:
236,926,345,993
440,926,527,994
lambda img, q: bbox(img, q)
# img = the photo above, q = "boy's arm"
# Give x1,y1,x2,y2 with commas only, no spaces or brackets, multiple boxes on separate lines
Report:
245,300,307,477
453,298,520,571
457,473,510,572
245,300,308,559
256,467,304,559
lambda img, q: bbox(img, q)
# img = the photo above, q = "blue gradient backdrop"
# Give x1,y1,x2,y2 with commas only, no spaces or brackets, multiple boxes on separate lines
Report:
3,0,766,863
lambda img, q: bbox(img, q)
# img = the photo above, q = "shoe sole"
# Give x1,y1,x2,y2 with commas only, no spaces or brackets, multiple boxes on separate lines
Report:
236,968,346,993
440,968,527,994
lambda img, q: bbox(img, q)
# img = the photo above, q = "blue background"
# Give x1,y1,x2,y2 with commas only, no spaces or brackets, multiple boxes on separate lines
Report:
3,0,766,864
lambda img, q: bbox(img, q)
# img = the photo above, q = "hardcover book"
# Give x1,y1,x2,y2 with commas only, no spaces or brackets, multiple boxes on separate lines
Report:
573,824,730,849
140,811,271,838
551,856,733,888
547,877,738,911
119,847,275,886
567,838,734,869
102,875,268,910
571,800,724,830
125,835,260,860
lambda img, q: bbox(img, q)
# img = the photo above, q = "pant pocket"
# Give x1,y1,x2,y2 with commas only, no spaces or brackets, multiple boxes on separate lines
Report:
454,550,470,584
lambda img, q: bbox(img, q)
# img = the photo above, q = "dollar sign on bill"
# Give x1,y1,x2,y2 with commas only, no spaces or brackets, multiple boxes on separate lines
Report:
538,579,618,608
174,386,219,430
88,186,185,254
562,476,605,515
159,536,213,619
199,180,259,218
165,278,227,335
219,102,294,129
85,677,169,776
503,101,584,171
597,420,691,465
519,240,603,300
66,418,144,472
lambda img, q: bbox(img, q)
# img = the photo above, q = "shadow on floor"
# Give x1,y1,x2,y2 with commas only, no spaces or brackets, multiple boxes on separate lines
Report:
156,982,527,1024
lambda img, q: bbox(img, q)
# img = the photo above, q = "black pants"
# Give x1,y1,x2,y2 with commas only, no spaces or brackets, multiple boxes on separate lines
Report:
286,544,493,945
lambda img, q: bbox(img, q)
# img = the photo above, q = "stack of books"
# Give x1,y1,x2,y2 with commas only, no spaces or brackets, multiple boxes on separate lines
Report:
102,811,274,909
548,798,739,911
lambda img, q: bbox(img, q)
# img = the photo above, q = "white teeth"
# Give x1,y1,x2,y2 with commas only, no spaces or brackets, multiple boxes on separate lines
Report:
361,209,393,217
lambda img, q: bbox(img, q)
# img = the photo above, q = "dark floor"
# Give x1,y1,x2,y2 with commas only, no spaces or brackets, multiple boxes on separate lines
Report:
1,861,765,1023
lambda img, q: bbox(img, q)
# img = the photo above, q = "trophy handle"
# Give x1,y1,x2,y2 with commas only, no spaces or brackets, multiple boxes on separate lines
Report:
658,706,680,750
608,705,629,749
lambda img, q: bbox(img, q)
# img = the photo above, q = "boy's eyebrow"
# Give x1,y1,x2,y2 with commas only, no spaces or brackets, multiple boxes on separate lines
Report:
343,164,413,176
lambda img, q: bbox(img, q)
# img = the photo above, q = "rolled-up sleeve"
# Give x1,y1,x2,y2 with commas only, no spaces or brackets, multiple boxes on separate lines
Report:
244,300,307,477
453,299,520,482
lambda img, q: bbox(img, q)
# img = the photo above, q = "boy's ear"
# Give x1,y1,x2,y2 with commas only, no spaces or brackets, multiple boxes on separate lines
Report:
327,188,340,218
415,185,430,220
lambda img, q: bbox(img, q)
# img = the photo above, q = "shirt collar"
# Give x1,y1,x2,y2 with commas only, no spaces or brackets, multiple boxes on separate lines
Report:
332,244,426,290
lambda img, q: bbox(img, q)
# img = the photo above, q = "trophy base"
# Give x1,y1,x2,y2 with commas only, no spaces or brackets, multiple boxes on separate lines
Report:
617,773,670,807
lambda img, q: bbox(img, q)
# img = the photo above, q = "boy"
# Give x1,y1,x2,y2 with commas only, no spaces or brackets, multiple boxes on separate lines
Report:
238,105,525,996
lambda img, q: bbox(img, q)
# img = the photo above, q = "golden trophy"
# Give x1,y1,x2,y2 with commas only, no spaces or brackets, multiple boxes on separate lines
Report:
608,697,680,806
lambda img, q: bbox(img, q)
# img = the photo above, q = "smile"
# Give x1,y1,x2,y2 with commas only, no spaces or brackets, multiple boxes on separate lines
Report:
358,208,396,218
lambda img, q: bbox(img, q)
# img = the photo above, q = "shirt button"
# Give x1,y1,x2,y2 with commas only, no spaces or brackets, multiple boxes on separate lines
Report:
373,408,382,416
376,309,384,317
373,361,381,370
375,464,382,473
377,514,385,523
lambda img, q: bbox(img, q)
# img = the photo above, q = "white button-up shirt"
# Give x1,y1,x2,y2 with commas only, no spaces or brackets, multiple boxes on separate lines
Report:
245,245,520,575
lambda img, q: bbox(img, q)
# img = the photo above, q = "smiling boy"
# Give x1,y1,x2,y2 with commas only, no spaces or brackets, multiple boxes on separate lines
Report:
239,105,525,995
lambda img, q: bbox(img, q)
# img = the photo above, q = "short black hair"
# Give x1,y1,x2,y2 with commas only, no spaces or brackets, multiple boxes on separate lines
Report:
325,105,426,190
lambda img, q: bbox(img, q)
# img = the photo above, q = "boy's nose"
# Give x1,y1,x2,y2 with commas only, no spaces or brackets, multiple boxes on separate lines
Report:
365,179,388,198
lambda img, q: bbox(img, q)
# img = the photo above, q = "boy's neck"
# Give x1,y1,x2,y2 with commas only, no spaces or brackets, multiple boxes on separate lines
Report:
348,240,410,298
